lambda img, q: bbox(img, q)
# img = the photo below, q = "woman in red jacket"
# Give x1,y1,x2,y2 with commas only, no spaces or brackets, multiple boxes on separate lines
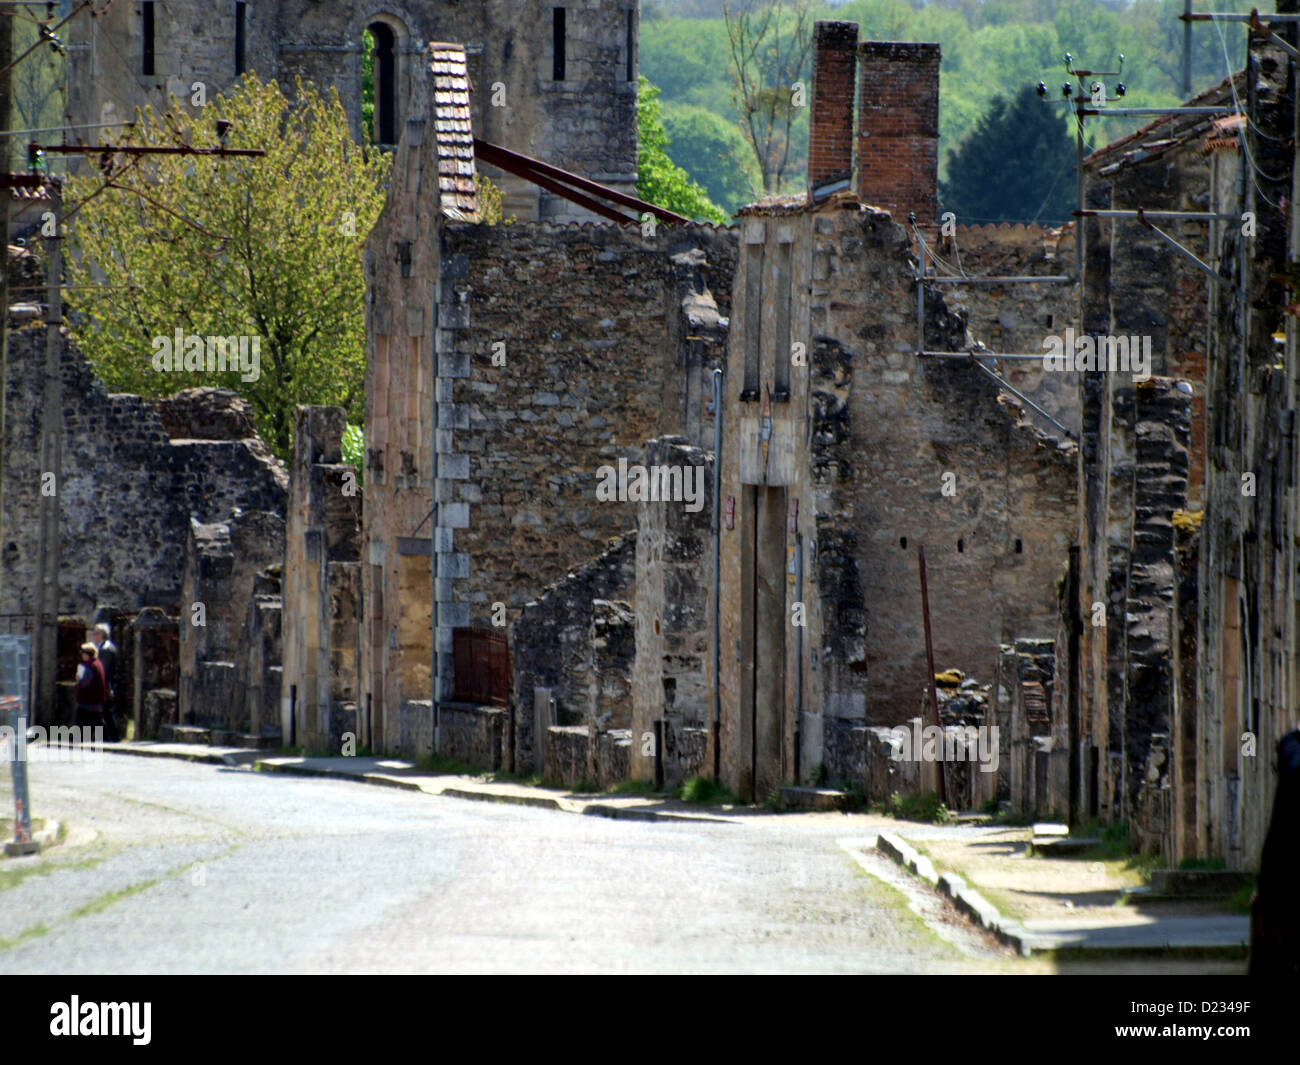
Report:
74,642,109,736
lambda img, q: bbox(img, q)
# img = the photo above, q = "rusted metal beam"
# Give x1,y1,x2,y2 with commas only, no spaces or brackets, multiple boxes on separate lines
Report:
474,137,691,225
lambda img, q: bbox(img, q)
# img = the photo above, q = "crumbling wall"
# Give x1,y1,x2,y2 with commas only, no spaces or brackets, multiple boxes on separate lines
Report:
280,406,361,752
509,534,636,773
631,437,713,786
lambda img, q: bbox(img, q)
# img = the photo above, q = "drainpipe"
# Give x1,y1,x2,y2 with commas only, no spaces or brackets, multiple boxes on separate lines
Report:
431,286,442,756
794,530,803,783
709,366,723,780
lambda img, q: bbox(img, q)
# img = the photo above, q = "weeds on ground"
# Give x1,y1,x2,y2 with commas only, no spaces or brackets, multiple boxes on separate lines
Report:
676,774,739,806
492,769,544,787
611,778,660,797
871,791,952,824
415,752,482,776
1178,856,1227,871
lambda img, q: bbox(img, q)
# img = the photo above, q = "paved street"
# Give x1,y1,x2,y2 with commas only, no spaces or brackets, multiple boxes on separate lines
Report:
0,753,1021,974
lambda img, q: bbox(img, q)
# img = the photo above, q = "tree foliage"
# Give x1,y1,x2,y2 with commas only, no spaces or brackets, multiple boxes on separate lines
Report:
637,77,729,224
939,84,1077,226
662,104,758,214
723,0,813,195
64,75,391,459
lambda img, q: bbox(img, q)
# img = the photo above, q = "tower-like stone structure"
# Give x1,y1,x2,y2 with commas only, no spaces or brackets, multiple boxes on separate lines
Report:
65,1,638,221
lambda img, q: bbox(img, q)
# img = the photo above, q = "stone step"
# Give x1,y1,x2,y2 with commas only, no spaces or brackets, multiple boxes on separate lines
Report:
1031,836,1101,855
210,729,282,750
160,724,213,745
1149,869,1255,897
779,786,851,812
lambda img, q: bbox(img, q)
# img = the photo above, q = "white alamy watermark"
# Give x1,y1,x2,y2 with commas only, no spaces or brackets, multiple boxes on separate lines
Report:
0,720,104,763
151,329,261,383
1042,328,1151,379
887,721,1000,774
50,997,151,1046
595,458,706,513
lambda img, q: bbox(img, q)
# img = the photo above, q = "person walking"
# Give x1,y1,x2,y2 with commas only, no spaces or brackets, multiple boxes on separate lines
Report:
89,622,120,742
73,642,109,741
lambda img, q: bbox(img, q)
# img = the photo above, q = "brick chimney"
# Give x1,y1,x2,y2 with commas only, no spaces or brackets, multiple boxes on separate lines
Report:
807,20,859,200
856,42,941,224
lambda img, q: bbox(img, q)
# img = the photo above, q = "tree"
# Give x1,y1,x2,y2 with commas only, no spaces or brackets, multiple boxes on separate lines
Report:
10,12,66,171
662,103,758,214
637,77,729,224
723,0,813,195
64,75,391,459
939,84,1077,225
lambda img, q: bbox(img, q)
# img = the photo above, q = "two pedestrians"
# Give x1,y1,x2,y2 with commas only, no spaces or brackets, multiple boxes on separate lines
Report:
88,621,120,742
72,642,110,739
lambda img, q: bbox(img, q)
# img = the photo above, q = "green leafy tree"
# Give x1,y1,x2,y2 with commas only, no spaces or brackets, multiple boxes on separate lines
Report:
637,76,729,224
939,84,1077,225
662,103,758,214
64,75,391,459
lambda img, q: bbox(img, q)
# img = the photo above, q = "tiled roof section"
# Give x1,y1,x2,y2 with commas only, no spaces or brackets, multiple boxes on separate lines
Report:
1084,70,1244,176
429,43,476,221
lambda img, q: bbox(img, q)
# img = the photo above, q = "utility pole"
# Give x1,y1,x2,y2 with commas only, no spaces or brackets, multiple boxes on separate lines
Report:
0,0,14,634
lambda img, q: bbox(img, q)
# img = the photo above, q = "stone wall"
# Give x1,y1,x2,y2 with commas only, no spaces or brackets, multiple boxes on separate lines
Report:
631,437,713,785
1194,39,1296,871
509,534,636,773
1,325,288,723
178,509,284,730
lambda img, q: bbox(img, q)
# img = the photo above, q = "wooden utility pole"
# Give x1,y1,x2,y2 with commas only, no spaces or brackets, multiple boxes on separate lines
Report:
0,0,14,631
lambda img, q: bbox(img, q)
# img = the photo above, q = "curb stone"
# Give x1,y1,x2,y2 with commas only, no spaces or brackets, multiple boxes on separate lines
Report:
101,743,724,823
877,830,1032,955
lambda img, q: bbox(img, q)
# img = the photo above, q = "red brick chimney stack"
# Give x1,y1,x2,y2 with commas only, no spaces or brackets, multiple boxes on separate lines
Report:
857,41,941,224
807,20,859,201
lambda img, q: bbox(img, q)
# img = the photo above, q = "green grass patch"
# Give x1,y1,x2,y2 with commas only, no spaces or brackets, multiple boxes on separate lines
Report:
610,778,660,797
415,752,485,776
1228,881,1256,915
676,774,739,806
873,791,952,824
492,769,544,788
1178,856,1227,871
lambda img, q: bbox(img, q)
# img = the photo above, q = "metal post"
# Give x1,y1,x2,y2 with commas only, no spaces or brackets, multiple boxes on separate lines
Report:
917,545,947,807
1183,0,1193,98
1075,96,1085,284
709,366,723,780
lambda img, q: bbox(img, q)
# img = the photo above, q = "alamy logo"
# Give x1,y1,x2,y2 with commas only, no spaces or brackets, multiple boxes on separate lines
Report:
888,721,1000,774
151,328,261,382
595,458,706,513
1042,327,1151,379
50,997,151,1045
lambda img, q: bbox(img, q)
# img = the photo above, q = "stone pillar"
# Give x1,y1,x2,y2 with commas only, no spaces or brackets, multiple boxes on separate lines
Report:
132,606,177,740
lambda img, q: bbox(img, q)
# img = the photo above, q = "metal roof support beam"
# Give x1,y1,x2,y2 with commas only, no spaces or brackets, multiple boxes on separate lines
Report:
965,355,1077,440
919,275,1074,284
1137,209,1234,290
1077,209,1237,221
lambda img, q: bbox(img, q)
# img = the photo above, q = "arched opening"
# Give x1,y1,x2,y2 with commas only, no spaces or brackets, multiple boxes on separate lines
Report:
363,21,398,145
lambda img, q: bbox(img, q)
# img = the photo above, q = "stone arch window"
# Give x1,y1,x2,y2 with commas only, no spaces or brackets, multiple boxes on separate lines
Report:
235,2,248,76
362,18,401,145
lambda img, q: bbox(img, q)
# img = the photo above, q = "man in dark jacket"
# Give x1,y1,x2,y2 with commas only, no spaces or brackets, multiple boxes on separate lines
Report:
73,643,109,740
1249,729,1300,975
89,622,119,742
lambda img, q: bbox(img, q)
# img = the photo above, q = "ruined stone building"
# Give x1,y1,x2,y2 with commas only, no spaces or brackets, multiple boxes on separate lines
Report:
361,41,734,768
66,0,639,220
707,23,1077,802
